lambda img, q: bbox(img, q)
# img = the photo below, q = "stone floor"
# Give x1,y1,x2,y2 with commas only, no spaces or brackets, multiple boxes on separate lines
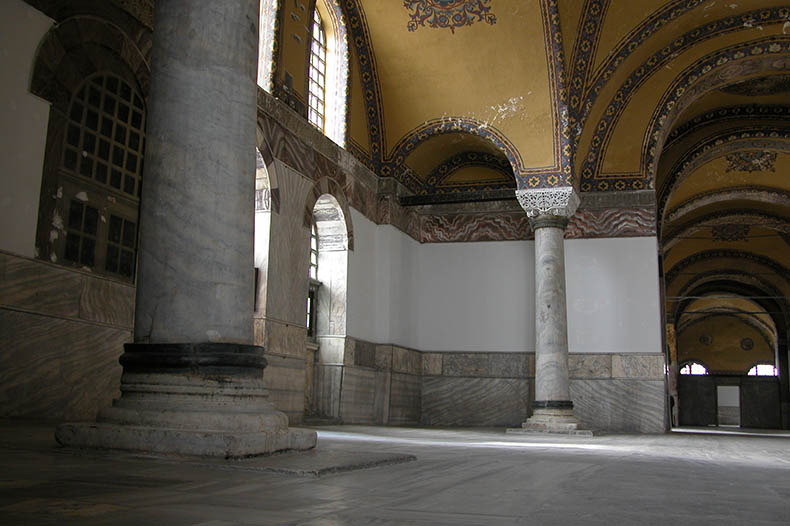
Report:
1,420,790,525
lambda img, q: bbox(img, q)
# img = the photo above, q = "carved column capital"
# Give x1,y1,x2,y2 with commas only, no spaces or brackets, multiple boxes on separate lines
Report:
515,187,580,218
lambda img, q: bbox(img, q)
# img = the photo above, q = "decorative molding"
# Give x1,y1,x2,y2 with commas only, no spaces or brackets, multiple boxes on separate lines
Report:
663,209,790,251
516,187,580,218
725,151,777,173
664,104,790,148
711,224,750,242
720,74,790,96
566,207,656,238
403,0,496,33
666,186,790,225
665,250,790,287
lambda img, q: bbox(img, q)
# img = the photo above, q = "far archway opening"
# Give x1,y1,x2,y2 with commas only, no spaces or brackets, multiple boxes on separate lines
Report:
305,194,349,418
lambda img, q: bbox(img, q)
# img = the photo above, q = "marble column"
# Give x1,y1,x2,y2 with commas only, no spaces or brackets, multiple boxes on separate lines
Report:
516,187,584,433
55,0,316,456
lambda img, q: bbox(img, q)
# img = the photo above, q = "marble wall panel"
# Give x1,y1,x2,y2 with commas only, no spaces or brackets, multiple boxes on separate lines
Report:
420,213,531,243
569,354,612,379
0,309,128,421
389,373,421,425
422,353,442,376
316,364,342,418
392,346,421,375
375,345,393,371
263,353,305,424
79,277,134,327
570,379,666,433
442,352,530,378
567,207,656,239
1,253,82,318
263,319,307,359
422,377,530,427
339,366,377,424
317,335,345,364
350,338,376,368
611,354,665,379
373,370,391,425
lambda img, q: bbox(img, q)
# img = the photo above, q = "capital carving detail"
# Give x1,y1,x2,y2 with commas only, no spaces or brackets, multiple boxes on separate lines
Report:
515,187,580,218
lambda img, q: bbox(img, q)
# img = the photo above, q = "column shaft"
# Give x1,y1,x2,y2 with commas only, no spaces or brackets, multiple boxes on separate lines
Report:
533,220,571,404
135,0,259,344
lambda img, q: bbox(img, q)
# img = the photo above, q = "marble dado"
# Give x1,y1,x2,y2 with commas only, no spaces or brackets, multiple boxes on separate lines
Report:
0,252,134,420
256,90,656,244
319,339,666,431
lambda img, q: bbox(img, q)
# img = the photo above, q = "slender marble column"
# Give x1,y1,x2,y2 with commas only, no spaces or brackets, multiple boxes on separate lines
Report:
515,187,583,433
55,0,316,456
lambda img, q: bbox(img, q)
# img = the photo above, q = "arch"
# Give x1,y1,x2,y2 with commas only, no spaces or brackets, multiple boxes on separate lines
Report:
656,129,790,224
303,177,354,250
662,210,790,252
665,187,790,226
31,16,151,108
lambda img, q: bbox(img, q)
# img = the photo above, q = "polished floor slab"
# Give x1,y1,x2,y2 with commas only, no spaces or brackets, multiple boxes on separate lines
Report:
1,420,789,525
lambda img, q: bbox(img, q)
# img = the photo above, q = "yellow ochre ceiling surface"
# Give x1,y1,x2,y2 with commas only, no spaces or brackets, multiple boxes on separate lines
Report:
362,0,554,169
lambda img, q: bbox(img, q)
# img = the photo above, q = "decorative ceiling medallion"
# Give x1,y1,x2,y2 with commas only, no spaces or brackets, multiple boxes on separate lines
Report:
404,0,496,34
725,151,777,173
720,74,790,96
741,338,754,351
711,224,750,242
699,334,713,346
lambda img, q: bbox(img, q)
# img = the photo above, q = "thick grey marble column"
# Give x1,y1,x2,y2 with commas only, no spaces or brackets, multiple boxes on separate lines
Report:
514,187,585,433
55,0,316,456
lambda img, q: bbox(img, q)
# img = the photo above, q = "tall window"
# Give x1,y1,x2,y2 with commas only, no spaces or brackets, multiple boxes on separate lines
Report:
308,8,327,131
52,73,145,280
307,220,320,342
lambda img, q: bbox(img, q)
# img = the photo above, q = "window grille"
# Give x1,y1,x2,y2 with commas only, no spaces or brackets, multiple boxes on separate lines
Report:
308,8,327,130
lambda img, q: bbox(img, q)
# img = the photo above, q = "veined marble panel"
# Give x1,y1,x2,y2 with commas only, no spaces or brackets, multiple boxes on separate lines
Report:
340,366,377,424
420,213,531,243
316,364,343,418
442,352,530,378
79,277,134,327
0,309,128,420
567,207,656,239
389,373,421,425
611,354,665,379
262,319,306,359
569,354,612,379
375,345,393,371
350,338,376,368
263,353,305,424
392,347,422,375
422,353,442,376
1,253,82,319
570,379,666,433
422,377,530,427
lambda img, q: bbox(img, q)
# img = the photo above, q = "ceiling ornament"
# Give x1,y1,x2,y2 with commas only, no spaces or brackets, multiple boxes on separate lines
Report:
725,151,777,173
711,224,750,242
720,74,790,96
403,0,496,33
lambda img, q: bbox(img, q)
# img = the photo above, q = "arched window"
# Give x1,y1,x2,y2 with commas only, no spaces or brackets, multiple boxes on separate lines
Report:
306,220,320,342
680,361,708,375
308,8,327,131
43,72,145,280
747,363,778,376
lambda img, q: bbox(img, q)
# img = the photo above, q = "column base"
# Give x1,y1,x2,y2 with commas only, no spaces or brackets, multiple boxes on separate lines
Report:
56,422,316,458
507,402,594,436
55,343,317,457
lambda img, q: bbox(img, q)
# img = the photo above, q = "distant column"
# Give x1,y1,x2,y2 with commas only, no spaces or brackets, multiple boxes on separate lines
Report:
516,187,584,433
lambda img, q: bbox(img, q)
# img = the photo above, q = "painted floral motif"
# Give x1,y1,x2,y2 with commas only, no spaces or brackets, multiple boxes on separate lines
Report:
711,224,750,242
725,151,777,173
404,0,496,33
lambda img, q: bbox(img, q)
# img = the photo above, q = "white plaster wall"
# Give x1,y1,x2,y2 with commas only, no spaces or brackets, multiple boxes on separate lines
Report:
0,1,53,257
566,237,662,354
348,210,663,355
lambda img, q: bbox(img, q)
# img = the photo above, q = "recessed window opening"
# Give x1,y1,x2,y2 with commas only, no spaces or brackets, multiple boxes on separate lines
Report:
680,361,708,375
308,8,327,131
747,363,778,376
